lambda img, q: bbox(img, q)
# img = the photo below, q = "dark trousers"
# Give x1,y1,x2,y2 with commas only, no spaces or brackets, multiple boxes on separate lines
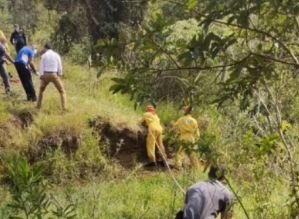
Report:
15,41,25,53
15,62,36,100
0,64,10,92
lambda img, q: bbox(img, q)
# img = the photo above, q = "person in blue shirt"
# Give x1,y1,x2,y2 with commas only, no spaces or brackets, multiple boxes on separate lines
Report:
14,45,38,101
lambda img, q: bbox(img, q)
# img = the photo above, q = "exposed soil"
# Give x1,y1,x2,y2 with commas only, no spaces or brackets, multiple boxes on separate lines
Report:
88,117,174,168
0,110,173,172
0,110,34,148
13,111,34,128
27,130,81,163
89,118,147,168
24,115,165,168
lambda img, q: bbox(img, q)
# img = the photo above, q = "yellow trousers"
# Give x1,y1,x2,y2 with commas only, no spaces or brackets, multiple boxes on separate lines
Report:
146,128,166,163
175,133,199,169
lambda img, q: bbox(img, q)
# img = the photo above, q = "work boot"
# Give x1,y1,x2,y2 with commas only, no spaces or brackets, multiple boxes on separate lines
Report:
156,160,166,167
143,162,157,167
5,88,11,94
174,165,183,171
31,97,37,102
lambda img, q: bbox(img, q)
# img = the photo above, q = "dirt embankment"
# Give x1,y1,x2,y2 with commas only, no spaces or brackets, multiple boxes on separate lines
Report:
0,110,34,148
0,111,172,169
88,118,148,167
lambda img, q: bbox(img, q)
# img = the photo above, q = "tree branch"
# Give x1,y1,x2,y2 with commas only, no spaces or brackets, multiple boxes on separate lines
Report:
164,0,299,64
133,53,252,73
251,52,299,67
151,38,181,69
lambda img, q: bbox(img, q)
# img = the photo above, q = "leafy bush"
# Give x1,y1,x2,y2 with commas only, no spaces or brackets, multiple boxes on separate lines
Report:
4,154,76,219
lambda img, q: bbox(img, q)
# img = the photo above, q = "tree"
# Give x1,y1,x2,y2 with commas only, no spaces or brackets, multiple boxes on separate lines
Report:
8,0,40,34
96,0,299,217
43,0,148,55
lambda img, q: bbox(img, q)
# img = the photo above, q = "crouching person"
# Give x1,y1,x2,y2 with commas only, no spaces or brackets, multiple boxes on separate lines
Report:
176,164,234,219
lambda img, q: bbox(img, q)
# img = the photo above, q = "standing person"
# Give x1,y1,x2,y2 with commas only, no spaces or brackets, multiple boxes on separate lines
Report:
176,165,234,219
141,105,167,166
36,43,67,110
0,29,5,38
173,106,200,170
14,45,38,101
0,28,10,53
0,37,14,93
10,24,27,53
0,29,11,72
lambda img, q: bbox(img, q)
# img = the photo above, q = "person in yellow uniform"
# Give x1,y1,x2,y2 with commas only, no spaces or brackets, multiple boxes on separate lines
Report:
173,106,200,169
141,105,167,166
0,29,5,40
0,30,10,53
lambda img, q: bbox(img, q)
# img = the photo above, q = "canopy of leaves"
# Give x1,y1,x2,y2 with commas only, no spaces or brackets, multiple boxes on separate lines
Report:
43,0,148,54
95,0,299,110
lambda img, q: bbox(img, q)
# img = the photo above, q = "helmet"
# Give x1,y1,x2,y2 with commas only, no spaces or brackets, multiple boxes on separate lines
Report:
182,105,193,114
146,105,155,112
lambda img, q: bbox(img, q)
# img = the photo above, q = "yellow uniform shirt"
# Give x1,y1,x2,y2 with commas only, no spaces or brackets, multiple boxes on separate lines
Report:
0,30,5,38
142,112,163,133
173,114,200,142
0,30,10,54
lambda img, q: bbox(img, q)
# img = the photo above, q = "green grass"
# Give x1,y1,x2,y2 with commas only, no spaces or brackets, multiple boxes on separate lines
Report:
0,60,292,219
0,166,288,219
0,169,207,219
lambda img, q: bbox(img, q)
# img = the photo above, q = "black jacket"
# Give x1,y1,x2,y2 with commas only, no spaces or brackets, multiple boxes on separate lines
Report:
10,30,27,45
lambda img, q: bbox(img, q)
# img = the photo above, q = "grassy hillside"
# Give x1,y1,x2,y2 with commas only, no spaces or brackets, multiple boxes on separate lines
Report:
0,60,207,218
0,1,296,218
0,60,290,219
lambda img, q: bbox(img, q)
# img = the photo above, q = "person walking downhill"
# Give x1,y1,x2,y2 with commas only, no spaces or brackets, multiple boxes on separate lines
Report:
173,106,201,170
10,24,27,53
36,43,67,110
0,37,14,93
14,44,38,101
141,105,167,167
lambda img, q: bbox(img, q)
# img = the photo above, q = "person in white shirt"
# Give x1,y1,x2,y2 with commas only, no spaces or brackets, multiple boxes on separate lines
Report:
36,43,66,110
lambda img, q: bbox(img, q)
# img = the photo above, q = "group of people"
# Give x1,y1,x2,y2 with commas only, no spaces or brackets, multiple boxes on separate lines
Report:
142,105,234,219
1,24,234,219
0,24,67,110
141,105,203,170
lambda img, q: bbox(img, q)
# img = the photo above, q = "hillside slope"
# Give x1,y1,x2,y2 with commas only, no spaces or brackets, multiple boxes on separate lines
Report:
0,61,157,181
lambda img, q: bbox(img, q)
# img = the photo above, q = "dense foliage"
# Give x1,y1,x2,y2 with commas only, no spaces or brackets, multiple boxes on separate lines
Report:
2,0,299,218
95,0,299,218
3,0,147,58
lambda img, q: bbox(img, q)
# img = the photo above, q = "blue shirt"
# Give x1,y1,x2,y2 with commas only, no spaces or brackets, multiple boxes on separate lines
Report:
15,46,34,65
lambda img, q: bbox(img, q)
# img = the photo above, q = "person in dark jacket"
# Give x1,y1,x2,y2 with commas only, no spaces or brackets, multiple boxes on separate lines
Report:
10,24,27,53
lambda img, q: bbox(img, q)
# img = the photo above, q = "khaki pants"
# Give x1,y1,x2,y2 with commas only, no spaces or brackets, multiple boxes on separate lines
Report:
37,73,66,110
